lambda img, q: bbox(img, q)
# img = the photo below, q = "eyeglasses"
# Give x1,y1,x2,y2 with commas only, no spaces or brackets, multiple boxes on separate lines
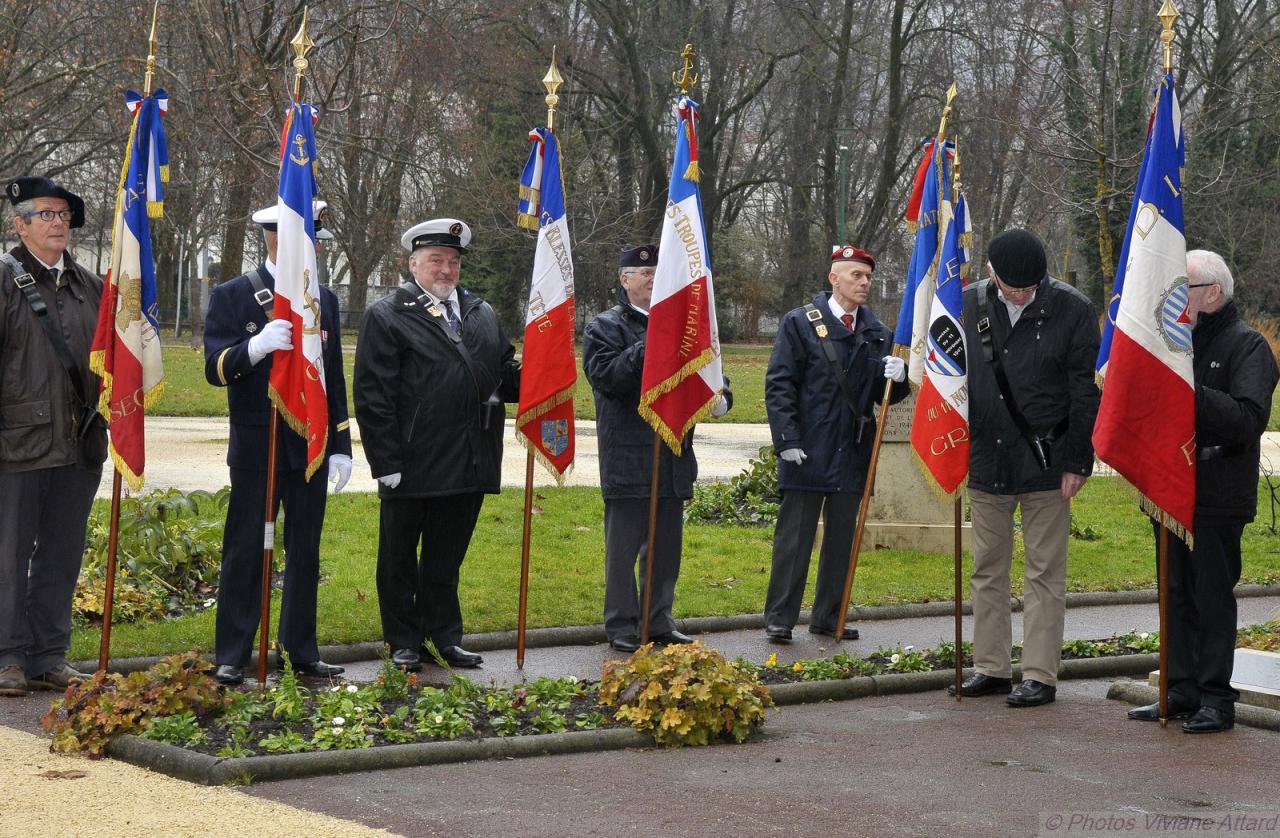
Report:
1186,282,1218,289
22,209,74,223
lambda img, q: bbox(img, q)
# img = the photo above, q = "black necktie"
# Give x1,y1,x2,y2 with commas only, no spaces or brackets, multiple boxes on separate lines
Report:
50,267,62,289
442,299,461,336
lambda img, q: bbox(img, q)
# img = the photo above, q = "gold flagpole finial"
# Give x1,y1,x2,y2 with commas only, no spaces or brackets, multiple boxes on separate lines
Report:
1157,0,1180,74
543,47,564,132
672,44,699,94
937,82,958,142
143,1,160,95
291,7,315,101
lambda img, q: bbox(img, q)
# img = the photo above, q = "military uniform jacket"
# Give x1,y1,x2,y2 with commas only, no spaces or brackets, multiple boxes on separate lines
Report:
354,281,519,499
583,288,733,501
1190,300,1278,526
203,267,352,472
765,291,908,494
0,245,106,473
962,277,1100,495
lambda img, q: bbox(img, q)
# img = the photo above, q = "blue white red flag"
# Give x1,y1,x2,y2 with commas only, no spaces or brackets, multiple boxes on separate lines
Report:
515,127,576,481
1092,72,1195,540
639,96,724,453
268,101,328,480
910,186,970,494
90,88,169,491
895,138,953,387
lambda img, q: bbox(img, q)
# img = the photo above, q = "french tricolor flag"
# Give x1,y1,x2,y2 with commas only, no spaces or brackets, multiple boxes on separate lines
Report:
1093,72,1195,540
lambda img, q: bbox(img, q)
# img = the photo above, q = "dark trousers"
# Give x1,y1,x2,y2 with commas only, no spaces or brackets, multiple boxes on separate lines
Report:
603,498,683,640
215,466,327,667
764,490,860,631
377,492,484,651
1162,522,1244,711
0,465,100,674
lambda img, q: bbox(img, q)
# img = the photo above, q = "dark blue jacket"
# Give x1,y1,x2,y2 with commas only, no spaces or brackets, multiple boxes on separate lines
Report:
203,266,352,472
582,288,732,500
765,292,908,493
354,282,520,498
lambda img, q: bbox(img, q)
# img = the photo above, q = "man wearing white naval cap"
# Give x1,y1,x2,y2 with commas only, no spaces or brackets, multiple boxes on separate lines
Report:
354,218,520,671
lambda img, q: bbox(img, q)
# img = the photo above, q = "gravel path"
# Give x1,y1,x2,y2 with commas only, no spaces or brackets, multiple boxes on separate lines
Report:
1,725,396,837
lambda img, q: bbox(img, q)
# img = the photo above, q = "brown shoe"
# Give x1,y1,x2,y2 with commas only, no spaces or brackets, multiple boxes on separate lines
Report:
0,665,27,697
27,663,87,691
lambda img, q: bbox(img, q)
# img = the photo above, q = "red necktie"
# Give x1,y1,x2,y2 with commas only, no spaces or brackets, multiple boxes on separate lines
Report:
841,313,854,330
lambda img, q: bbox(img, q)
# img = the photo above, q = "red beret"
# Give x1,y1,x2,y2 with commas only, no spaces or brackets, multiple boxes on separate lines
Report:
831,245,875,270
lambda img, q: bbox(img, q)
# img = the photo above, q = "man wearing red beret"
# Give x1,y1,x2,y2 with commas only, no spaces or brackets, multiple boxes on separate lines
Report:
762,246,909,643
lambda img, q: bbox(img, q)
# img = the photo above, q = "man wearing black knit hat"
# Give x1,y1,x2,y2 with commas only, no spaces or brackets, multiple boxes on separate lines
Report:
951,228,1100,707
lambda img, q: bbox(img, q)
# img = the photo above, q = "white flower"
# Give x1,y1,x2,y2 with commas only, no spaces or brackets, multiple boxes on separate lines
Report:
332,716,346,726
434,714,444,724
566,675,579,684
346,684,358,693
904,645,914,652
1139,632,1150,640
330,685,341,692
331,727,343,736
890,654,901,664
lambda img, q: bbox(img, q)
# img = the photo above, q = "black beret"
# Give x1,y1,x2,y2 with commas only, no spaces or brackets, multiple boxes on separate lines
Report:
620,244,658,268
6,176,86,229
987,228,1047,288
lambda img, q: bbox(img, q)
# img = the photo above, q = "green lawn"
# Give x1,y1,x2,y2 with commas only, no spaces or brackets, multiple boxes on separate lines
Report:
71,476,1280,660
155,343,774,424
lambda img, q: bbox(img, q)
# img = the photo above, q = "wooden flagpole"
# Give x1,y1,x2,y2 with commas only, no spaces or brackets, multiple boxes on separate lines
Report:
516,51,565,669
257,9,315,688
99,2,161,676
953,495,963,701
640,437,662,644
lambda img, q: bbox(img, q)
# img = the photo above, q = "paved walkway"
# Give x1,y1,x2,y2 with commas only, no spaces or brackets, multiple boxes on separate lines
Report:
97,416,1280,498
3,596,1278,836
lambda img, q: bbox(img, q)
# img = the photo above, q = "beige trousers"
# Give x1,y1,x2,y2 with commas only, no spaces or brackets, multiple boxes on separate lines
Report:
969,488,1070,686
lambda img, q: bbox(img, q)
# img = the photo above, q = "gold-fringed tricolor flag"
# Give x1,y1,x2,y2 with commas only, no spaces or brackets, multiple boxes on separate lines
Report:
267,101,328,480
639,96,723,453
515,127,576,480
90,88,169,491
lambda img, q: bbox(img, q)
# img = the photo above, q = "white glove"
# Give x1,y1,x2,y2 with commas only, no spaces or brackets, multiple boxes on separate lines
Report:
328,454,352,493
376,472,402,489
711,395,729,417
779,448,807,464
247,319,293,365
884,356,906,383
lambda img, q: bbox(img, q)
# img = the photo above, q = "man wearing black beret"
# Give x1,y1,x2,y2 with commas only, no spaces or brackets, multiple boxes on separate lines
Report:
582,244,732,653
951,228,1100,707
0,176,103,697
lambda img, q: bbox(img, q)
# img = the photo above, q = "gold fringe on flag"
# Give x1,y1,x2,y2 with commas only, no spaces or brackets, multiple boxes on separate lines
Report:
516,212,540,231
1140,493,1193,550
683,161,700,183
635,346,718,455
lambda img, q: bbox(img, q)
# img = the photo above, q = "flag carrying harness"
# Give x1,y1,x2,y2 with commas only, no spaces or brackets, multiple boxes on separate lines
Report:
803,303,873,443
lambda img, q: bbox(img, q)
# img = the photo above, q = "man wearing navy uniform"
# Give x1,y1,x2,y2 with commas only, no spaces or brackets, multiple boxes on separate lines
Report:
762,245,908,644
354,218,520,671
203,201,351,685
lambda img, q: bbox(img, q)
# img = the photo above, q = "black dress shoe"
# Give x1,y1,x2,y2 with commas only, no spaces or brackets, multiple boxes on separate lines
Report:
438,645,483,668
809,625,860,641
650,630,693,645
946,672,1013,697
1127,700,1196,721
765,625,792,642
214,665,244,686
1006,679,1056,707
391,648,422,672
609,635,642,653
294,660,345,679
1182,705,1234,733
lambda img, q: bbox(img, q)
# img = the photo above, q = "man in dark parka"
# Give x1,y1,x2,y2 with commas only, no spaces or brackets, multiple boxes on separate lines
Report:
1126,250,1278,732
582,244,731,653
762,245,909,643
355,218,520,671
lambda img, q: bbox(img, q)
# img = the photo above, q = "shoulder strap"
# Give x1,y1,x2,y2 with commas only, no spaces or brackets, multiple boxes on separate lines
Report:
2,253,87,403
245,266,274,318
803,304,871,435
975,284,1067,468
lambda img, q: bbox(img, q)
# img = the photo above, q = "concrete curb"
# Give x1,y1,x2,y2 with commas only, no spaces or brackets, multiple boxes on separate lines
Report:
103,654,1159,785
77,584,1280,675
1105,680,1280,733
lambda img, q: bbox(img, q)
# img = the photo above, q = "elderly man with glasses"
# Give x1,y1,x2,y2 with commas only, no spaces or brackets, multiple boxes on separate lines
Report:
951,228,1101,707
0,176,106,697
